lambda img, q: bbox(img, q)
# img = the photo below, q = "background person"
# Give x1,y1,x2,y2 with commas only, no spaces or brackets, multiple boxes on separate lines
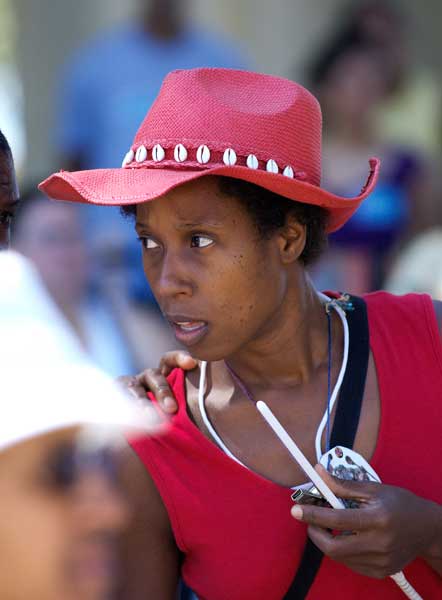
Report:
308,40,430,293
55,0,250,314
12,189,175,376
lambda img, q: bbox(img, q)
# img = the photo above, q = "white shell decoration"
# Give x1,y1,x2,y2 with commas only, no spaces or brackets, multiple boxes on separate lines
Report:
246,154,259,169
152,144,166,162
135,145,148,163
283,165,295,178
196,144,211,164
174,144,188,163
223,148,237,166
122,149,135,167
266,159,279,174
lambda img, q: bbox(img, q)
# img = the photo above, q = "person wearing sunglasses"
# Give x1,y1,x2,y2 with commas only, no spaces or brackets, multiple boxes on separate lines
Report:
0,251,153,600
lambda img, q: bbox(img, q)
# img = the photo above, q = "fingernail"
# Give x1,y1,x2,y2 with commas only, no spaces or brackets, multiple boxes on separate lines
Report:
291,506,303,520
164,397,175,411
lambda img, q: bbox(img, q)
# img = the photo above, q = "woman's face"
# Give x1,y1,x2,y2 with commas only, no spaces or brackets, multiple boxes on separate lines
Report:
0,428,129,600
135,177,290,362
0,151,19,249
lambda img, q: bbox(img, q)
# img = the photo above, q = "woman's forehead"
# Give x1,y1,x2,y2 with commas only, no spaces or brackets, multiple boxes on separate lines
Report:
137,177,240,225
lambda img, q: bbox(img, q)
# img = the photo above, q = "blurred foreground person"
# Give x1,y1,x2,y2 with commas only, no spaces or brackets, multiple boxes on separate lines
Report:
0,129,19,249
0,251,154,600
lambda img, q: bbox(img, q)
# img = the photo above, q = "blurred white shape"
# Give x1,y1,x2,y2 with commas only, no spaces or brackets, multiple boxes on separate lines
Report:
0,251,159,451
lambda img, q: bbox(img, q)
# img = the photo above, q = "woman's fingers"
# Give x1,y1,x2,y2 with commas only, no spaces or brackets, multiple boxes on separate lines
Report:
159,350,198,376
137,368,178,413
314,464,378,501
117,352,197,415
291,502,373,532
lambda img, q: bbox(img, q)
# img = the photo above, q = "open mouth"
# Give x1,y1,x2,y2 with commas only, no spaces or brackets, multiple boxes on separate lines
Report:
168,317,209,346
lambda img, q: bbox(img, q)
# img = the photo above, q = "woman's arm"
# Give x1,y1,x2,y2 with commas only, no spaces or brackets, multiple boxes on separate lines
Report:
116,444,181,600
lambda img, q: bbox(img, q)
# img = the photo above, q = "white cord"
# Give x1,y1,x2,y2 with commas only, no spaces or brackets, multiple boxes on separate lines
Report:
198,360,247,468
390,573,424,600
314,294,350,461
199,293,349,467
197,299,424,600
256,401,424,600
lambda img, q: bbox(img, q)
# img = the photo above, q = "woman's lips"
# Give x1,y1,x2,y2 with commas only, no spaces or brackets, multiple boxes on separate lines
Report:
170,319,209,346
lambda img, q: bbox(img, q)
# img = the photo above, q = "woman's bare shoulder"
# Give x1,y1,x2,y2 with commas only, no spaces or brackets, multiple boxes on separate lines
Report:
116,443,180,600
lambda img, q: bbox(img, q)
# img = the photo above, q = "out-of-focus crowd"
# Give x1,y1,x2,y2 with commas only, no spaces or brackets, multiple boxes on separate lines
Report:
8,0,442,378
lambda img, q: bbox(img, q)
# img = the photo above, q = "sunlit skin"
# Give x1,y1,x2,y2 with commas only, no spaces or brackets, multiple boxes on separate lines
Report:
0,151,19,249
0,428,129,600
119,177,442,597
134,177,376,483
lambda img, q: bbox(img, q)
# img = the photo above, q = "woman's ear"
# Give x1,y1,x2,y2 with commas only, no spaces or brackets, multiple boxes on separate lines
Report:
277,214,306,264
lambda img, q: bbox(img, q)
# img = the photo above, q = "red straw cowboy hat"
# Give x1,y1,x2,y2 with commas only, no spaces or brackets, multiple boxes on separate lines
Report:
40,68,380,232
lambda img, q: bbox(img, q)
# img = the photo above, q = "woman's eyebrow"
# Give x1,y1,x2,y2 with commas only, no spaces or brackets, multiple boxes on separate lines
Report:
175,220,223,230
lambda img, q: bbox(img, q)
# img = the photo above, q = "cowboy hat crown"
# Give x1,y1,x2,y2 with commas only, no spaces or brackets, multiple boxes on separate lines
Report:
40,67,379,232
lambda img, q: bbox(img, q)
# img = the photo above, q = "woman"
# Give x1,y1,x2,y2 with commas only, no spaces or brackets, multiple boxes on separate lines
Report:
40,68,442,599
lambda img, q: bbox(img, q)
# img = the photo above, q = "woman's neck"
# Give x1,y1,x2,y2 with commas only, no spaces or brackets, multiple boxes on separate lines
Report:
224,274,337,389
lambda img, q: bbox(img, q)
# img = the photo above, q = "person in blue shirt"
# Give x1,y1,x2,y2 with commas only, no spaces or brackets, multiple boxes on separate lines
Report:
56,0,249,310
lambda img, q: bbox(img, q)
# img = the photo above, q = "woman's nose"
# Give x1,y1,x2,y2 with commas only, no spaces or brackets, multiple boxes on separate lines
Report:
155,253,193,300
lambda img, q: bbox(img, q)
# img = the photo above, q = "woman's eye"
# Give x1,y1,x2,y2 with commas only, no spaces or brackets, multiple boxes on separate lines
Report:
190,235,213,248
139,236,160,250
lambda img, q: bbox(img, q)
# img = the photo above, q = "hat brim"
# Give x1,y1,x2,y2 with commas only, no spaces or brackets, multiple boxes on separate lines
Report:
39,158,380,233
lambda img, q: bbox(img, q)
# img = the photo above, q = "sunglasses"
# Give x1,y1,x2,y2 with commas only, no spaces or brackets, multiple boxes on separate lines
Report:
43,442,118,492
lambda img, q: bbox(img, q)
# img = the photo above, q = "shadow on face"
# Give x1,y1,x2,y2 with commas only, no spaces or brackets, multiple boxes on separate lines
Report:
0,428,129,600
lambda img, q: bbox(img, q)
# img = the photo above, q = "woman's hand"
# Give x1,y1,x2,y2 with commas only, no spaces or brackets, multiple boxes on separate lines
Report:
291,465,442,578
117,351,198,414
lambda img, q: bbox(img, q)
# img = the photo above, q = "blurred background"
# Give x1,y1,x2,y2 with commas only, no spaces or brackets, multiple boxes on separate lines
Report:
2,0,442,375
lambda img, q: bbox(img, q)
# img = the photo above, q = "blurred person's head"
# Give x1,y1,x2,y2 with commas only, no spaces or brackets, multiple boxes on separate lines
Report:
0,426,129,600
12,191,89,308
351,0,404,46
0,129,19,250
140,0,190,39
320,1,408,95
312,44,389,134
0,250,154,600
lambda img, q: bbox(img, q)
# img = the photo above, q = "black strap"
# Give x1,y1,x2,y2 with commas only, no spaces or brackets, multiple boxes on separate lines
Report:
283,295,369,599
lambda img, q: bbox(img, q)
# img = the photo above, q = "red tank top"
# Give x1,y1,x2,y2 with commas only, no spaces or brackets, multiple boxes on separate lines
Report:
130,292,442,599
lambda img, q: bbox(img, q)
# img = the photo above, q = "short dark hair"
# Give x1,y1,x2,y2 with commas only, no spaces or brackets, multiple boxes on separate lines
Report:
121,176,329,265
0,129,12,157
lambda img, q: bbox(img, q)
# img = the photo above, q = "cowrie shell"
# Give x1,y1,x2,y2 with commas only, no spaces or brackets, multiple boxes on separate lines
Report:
152,144,165,162
223,148,237,166
122,149,135,167
174,144,188,163
196,145,211,164
135,146,147,163
283,165,295,178
246,154,259,169
266,159,279,174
